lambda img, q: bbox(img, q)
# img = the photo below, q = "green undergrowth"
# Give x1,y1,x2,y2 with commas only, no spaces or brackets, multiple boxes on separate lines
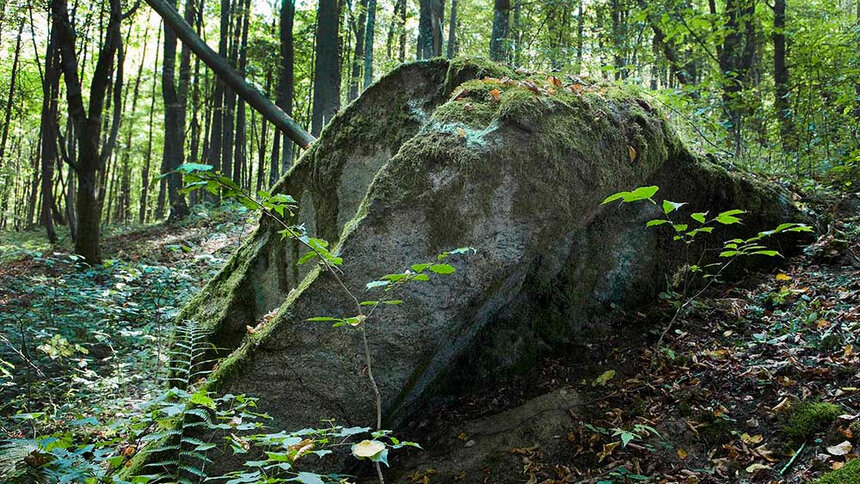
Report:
814,459,860,484
781,401,843,444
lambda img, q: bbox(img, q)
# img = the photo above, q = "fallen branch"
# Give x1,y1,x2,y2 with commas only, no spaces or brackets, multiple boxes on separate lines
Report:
143,0,316,149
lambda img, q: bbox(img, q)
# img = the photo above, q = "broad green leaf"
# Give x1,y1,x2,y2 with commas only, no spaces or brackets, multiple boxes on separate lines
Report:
365,280,390,290
691,212,707,223
177,163,213,173
751,250,781,257
662,200,686,214
428,264,455,274
715,209,745,225
646,219,669,227
190,391,215,410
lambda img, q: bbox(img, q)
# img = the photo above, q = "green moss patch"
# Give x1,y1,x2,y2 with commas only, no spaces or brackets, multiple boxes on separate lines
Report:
781,401,842,443
814,459,860,484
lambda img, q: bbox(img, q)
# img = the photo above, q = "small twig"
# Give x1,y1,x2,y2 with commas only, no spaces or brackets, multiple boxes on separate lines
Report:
780,441,805,475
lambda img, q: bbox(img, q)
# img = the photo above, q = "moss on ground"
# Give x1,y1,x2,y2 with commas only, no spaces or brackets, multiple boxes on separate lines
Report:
781,401,842,443
814,459,860,484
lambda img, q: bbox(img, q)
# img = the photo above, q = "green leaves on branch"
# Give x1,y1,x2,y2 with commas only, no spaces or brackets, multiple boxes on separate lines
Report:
296,237,342,266
601,186,660,205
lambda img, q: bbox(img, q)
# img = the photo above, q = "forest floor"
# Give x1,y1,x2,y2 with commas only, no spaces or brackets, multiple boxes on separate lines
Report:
1,189,858,483
393,189,860,483
0,203,255,435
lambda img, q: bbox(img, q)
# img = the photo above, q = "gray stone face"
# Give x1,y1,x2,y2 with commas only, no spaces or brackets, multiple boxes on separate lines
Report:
179,59,807,467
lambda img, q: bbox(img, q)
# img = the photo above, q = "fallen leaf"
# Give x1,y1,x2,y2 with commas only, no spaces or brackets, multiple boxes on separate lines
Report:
489,89,502,101
826,440,852,456
456,127,467,138
627,145,637,162
775,273,791,281
547,76,562,87
594,369,616,386
677,447,688,460
741,433,763,444
844,345,853,357
745,463,771,473
597,441,619,462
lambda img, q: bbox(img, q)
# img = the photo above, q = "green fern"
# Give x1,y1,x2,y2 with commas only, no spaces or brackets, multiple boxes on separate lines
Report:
142,320,218,483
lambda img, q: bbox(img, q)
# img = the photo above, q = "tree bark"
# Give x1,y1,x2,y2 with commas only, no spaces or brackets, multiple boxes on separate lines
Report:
490,0,510,62
772,0,793,151
38,18,59,242
0,20,23,168
233,0,251,188
348,0,367,100
417,0,443,59
140,24,161,224
363,0,376,87
311,0,341,135
447,0,458,59
52,0,123,263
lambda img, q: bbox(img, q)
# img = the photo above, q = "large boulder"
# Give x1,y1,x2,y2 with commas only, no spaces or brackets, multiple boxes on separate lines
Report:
182,59,805,453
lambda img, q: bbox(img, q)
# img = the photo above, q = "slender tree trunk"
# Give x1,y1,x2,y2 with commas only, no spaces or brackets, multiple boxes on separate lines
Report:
773,0,793,151
272,0,295,182
233,0,251,188
363,0,376,87
510,0,519,64
140,24,161,224
576,0,583,74
0,20,23,168
349,0,367,100
387,0,407,62
257,74,269,192
490,0,510,62
159,0,189,221
417,0,443,59
118,18,150,223
311,0,342,135
447,0,458,59
39,19,59,242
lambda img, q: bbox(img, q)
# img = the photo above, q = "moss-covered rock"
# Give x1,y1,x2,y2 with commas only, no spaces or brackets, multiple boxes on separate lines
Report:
169,58,810,473
781,401,842,443
814,459,860,484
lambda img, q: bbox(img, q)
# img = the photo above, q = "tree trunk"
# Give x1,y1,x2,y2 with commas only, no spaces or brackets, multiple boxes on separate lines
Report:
311,0,342,136
52,0,123,263
363,0,376,87
117,17,150,223
773,0,793,152
140,24,161,224
149,0,316,150
417,0,443,59
233,0,251,188
0,20,23,168
159,0,189,221
348,0,367,100
386,0,407,62
490,0,510,62
38,19,59,242
576,0,583,74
